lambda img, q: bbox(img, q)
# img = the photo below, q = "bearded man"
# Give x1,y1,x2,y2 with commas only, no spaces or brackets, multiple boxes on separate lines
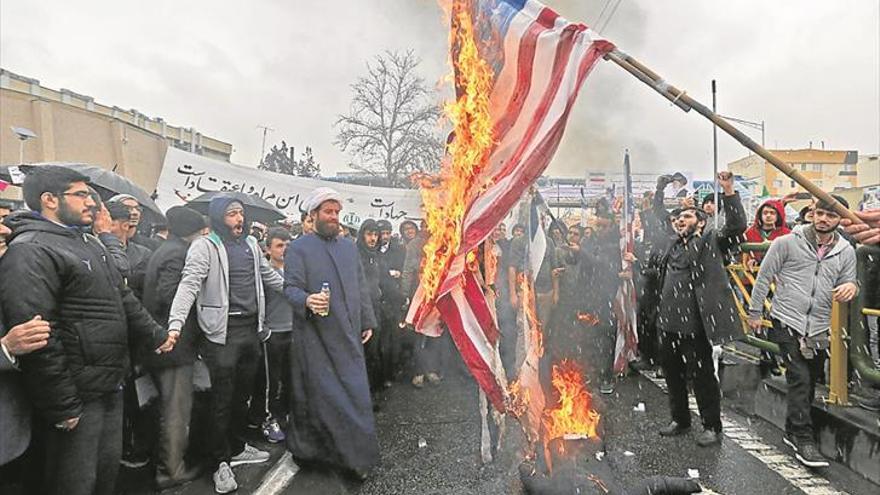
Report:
283,187,379,480
655,172,746,448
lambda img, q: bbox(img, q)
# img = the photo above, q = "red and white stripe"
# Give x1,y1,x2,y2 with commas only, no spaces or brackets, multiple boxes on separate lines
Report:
410,0,615,412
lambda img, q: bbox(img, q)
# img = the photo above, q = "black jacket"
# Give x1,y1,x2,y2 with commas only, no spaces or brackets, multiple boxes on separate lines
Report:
140,236,198,369
656,192,748,345
0,212,167,424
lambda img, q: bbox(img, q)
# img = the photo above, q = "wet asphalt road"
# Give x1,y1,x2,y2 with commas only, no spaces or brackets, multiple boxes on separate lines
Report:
120,368,877,494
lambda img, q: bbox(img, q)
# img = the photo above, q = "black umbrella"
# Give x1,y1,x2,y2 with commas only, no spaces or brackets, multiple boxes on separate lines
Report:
0,163,164,218
186,191,285,224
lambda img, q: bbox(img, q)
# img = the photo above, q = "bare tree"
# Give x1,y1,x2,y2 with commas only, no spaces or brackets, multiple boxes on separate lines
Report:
335,50,444,188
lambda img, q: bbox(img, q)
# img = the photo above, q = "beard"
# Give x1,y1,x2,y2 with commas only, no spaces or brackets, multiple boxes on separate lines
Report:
677,222,699,238
59,200,91,227
814,221,838,234
316,218,340,238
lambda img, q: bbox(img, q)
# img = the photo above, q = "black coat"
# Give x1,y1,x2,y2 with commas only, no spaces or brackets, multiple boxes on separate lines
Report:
0,212,167,424
657,193,747,345
140,236,199,369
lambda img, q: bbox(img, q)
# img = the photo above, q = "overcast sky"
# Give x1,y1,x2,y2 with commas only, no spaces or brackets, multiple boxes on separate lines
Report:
2,0,878,179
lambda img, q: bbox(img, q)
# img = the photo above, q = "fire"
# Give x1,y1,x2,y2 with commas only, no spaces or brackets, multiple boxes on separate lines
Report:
542,360,601,441
577,312,600,327
418,1,495,303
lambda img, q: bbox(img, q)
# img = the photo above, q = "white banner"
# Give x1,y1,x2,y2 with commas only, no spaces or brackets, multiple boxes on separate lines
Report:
155,148,423,229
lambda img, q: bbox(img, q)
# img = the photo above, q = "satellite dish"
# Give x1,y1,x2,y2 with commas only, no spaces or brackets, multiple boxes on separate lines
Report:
10,126,37,140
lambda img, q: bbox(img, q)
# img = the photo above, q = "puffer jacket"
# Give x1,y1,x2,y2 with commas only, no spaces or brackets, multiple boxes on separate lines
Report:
0,212,167,424
749,225,857,339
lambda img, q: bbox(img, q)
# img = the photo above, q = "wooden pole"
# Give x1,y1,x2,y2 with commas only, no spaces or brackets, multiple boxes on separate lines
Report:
604,49,861,223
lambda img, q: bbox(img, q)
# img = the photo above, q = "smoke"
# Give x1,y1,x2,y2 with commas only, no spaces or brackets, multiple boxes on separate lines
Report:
541,0,659,177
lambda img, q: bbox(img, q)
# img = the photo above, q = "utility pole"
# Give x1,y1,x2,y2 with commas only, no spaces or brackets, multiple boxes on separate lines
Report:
256,124,275,166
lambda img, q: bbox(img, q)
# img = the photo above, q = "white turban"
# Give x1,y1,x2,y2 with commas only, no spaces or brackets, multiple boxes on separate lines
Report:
303,187,342,213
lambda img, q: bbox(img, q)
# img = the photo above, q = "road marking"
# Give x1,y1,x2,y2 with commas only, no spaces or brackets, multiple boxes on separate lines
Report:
253,451,300,495
641,371,849,495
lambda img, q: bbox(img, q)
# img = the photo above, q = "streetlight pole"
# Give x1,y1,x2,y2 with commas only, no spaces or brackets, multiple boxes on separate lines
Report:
712,80,719,229
718,114,765,148
256,124,274,166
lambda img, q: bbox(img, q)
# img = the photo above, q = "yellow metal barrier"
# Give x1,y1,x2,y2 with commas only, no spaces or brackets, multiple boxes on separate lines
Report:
827,302,849,405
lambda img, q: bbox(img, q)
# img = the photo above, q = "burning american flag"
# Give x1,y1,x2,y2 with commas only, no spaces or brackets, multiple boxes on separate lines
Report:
407,0,615,414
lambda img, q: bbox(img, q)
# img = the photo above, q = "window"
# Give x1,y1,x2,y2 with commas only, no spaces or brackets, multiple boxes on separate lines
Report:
790,180,796,188
812,164,822,172
801,164,808,171
773,180,784,188
843,164,856,172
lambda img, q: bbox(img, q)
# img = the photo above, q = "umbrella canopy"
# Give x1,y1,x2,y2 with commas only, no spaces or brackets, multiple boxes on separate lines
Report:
186,191,285,224
0,163,164,219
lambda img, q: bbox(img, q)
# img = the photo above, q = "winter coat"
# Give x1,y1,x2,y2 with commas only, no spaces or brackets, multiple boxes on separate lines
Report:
749,225,857,341
0,308,31,466
0,212,168,424
744,199,791,244
140,236,200,369
656,192,748,345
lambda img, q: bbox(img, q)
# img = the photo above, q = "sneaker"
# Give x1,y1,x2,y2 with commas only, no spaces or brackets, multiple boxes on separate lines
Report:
857,396,880,412
229,443,270,467
659,421,691,437
695,428,722,447
120,453,150,469
426,372,442,385
411,375,425,388
262,419,286,444
213,462,237,494
599,381,615,395
794,441,829,468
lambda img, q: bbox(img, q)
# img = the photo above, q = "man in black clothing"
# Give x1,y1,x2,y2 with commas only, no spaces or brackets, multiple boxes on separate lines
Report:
0,166,177,495
377,219,405,386
141,206,207,489
655,172,746,448
108,194,161,251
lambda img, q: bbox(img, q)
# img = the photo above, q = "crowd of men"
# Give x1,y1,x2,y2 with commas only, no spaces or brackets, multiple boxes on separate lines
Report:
1,165,879,494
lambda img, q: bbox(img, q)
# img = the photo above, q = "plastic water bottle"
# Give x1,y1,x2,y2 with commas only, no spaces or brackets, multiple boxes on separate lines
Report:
317,282,331,317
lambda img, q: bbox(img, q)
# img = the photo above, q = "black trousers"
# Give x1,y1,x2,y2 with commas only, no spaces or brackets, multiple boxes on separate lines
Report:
659,331,722,432
249,332,294,424
770,320,825,441
201,317,260,466
41,391,124,495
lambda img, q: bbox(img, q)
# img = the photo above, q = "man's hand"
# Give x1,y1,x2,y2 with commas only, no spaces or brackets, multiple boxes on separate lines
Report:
679,196,696,209
551,267,565,279
389,270,401,279
361,329,373,344
55,416,80,431
1,315,51,356
567,242,580,252
306,292,329,314
92,205,113,235
840,209,880,245
718,171,735,195
748,317,763,331
623,252,637,263
155,330,179,354
832,282,858,302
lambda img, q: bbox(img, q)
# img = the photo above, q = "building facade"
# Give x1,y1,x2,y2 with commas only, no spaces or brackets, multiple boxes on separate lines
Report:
728,148,861,197
0,68,232,201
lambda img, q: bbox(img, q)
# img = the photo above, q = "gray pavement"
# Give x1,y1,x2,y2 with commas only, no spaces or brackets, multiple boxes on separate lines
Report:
119,368,878,494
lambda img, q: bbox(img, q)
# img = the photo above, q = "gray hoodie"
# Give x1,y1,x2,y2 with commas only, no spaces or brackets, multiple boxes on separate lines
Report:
749,224,857,342
168,231,283,344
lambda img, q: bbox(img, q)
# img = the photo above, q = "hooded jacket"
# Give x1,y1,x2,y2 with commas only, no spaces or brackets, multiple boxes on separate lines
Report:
167,196,283,343
0,212,167,424
357,220,383,312
745,199,790,244
749,225,857,342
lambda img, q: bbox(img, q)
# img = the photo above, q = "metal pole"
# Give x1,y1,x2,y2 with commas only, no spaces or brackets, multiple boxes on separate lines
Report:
712,80,719,230
604,49,861,224
761,120,765,148
828,301,849,405
19,140,25,165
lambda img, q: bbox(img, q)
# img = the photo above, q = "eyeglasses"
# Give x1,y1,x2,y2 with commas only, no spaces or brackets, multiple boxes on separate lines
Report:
59,191,93,199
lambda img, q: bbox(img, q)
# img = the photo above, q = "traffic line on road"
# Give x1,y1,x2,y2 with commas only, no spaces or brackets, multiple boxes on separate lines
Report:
640,371,849,495
253,451,300,495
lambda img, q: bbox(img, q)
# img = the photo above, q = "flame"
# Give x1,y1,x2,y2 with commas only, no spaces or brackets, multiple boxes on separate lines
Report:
418,2,495,304
577,312,600,327
542,360,601,441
